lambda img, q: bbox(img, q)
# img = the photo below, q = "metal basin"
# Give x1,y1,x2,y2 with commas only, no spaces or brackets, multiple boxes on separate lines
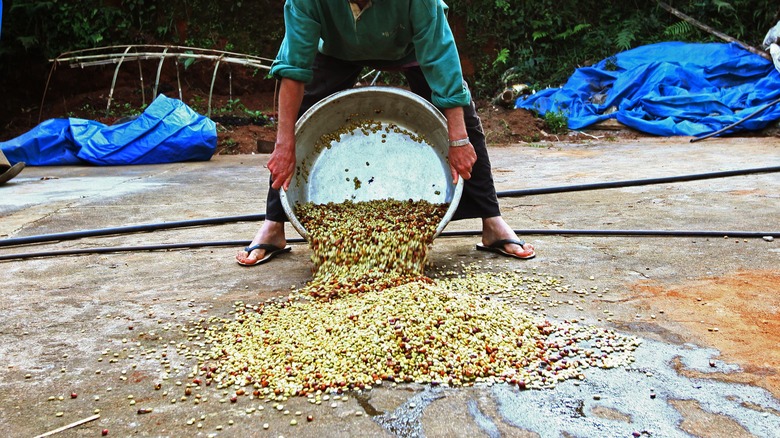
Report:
280,86,463,240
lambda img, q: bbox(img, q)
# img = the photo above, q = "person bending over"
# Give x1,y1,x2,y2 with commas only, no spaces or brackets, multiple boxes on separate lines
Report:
236,0,535,266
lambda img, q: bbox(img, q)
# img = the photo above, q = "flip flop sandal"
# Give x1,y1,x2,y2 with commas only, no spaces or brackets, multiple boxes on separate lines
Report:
0,162,26,185
475,238,536,260
238,243,292,266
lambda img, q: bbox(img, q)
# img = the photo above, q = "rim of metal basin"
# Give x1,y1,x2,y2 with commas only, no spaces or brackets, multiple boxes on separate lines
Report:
280,86,463,240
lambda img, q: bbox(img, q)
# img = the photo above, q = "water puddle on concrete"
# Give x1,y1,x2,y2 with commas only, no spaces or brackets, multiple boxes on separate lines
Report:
491,338,780,437
356,337,778,437
372,387,446,437
467,399,502,438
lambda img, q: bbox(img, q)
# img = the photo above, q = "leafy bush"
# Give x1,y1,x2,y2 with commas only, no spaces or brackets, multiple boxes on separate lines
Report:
1,0,132,58
447,0,779,98
543,109,569,134
0,0,284,59
0,0,777,100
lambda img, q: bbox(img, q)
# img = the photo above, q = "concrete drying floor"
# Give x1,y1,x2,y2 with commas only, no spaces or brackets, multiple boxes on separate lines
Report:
1,137,778,437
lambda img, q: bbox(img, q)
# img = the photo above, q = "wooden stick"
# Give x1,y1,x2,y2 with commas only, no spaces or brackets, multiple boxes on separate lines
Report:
106,46,133,117
38,62,58,123
208,56,224,117
655,1,771,61
33,414,100,438
153,47,170,99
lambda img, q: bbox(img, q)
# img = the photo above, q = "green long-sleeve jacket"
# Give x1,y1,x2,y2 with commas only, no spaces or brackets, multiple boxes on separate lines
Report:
270,0,470,108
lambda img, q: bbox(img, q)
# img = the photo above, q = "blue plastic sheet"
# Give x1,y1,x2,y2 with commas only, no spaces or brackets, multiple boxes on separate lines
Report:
0,95,216,166
516,42,780,136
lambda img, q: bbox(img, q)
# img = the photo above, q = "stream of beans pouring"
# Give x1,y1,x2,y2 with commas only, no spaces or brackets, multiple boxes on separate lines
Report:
191,197,640,399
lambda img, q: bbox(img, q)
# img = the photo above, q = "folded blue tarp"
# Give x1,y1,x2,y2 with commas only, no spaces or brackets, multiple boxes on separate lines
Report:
516,42,780,136
0,94,216,166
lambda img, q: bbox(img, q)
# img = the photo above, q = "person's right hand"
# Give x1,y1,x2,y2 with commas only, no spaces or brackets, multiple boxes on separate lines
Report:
268,141,296,190
448,143,477,183
269,78,305,191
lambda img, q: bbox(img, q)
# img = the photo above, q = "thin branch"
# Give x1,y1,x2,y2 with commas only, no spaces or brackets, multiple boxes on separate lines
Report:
33,414,100,438
655,1,771,61
573,130,603,140
106,46,133,117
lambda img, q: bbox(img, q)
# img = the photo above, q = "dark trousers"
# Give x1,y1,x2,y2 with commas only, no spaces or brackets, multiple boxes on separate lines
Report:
265,54,501,222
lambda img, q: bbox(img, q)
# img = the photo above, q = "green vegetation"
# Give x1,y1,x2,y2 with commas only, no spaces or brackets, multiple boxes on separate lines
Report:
217,137,239,154
65,101,147,120
543,109,569,134
0,0,777,100
215,98,267,121
0,0,283,59
446,0,778,98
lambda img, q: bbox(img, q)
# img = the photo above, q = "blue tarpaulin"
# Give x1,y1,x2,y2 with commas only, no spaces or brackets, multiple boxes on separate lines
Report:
516,42,780,136
0,94,217,166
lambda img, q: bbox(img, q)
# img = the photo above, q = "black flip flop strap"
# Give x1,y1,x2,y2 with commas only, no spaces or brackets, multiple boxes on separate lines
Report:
488,238,525,249
244,243,282,253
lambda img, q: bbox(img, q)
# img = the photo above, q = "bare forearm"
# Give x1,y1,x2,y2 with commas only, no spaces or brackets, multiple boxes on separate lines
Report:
443,106,468,142
276,78,306,149
268,78,305,190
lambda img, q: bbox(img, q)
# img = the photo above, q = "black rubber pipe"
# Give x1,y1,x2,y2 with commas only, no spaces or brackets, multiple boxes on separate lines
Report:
0,214,266,248
495,165,780,197
690,95,780,143
1,229,776,261
1,165,778,249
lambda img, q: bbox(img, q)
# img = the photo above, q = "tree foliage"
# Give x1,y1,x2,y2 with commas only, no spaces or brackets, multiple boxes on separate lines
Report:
0,0,777,98
446,0,778,97
0,0,284,59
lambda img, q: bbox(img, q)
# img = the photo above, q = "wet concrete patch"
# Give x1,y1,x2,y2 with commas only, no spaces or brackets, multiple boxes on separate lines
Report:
590,405,632,423
468,398,502,438
374,387,445,437
491,338,780,437
670,399,754,438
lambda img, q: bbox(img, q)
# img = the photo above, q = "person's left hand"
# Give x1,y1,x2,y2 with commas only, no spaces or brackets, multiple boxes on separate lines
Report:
268,141,296,190
448,143,477,183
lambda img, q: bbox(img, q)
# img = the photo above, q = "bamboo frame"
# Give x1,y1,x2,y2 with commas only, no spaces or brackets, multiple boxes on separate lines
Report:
106,46,132,117
39,45,273,122
152,47,169,99
174,57,183,100
50,44,272,68
208,56,224,117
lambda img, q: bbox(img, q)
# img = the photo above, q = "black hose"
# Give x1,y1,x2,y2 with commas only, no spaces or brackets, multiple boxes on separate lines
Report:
690,95,780,143
495,165,780,197
0,214,265,248
1,229,776,261
1,165,778,249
